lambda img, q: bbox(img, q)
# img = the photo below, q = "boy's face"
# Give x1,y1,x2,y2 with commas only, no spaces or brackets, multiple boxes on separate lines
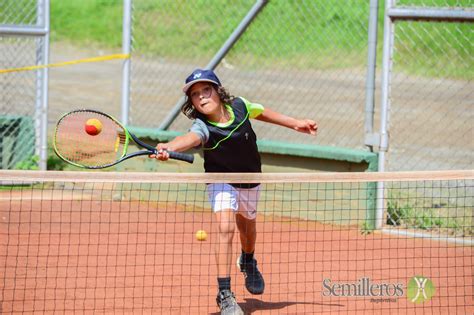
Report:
188,82,221,116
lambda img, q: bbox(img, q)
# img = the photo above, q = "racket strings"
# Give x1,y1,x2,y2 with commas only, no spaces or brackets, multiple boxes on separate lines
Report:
55,111,126,167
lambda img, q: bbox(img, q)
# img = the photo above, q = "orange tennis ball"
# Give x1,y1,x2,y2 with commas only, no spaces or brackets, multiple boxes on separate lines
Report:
85,118,102,136
195,230,207,241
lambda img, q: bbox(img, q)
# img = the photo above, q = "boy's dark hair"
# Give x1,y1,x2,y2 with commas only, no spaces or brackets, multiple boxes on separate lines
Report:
181,85,234,119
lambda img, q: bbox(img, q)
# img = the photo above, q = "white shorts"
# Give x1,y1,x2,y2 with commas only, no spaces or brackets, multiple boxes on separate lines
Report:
207,183,261,220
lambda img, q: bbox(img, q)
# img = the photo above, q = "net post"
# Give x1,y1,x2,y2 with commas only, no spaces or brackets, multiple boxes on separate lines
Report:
365,181,377,231
364,155,379,231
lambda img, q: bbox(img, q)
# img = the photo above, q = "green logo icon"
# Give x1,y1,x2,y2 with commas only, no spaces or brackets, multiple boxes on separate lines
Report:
407,276,435,303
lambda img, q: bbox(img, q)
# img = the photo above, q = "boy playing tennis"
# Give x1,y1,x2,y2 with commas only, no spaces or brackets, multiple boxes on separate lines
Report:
151,69,317,315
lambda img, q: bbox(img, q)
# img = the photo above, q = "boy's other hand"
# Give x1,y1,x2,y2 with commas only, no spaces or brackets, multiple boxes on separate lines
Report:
294,119,318,135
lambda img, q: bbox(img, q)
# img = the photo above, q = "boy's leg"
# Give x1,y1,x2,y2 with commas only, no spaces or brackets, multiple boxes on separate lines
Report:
235,185,260,252
236,214,265,295
207,183,244,315
214,210,244,315
235,214,256,253
215,209,236,277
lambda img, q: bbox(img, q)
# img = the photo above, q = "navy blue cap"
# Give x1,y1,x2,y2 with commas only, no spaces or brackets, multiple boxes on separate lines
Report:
183,69,221,93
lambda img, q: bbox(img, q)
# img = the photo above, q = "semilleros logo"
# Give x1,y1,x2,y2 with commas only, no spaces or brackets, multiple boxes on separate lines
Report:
322,276,436,304
407,276,436,304
322,277,404,298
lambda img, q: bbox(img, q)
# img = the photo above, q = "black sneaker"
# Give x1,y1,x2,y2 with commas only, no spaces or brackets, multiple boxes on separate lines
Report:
216,290,244,315
238,254,265,295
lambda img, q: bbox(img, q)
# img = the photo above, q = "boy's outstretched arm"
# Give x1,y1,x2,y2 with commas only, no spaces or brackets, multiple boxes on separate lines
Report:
255,107,317,135
150,132,202,161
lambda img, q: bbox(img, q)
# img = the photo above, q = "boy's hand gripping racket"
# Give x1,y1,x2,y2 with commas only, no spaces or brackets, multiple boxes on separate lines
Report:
53,109,194,169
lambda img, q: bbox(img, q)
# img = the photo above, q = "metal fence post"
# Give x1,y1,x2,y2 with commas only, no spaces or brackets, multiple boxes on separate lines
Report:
36,0,50,171
364,0,380,150
121,0,132,126
376,0,395,229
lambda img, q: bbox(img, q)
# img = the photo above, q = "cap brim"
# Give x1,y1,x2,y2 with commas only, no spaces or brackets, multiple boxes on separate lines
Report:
182,79,220,93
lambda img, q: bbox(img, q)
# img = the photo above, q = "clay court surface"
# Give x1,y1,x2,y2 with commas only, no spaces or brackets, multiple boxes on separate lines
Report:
1,194,472,314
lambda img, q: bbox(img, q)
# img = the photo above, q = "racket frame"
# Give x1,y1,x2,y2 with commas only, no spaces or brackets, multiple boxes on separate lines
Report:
53,109,193,169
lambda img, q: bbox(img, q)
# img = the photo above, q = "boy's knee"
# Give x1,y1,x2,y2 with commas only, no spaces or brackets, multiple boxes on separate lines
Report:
218,221,235,235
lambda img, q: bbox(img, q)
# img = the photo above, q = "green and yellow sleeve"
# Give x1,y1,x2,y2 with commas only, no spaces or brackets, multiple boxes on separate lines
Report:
240,97,264,119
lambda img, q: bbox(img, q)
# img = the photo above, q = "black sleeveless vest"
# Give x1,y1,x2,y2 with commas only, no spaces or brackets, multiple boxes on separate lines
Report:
198,97,261,187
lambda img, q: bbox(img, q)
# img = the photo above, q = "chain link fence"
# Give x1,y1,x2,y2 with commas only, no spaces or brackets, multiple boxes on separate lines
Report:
397,0,472,7
130,0,371,150
0,1,472,171
387,20,473,171
129,0,472,171
379,1,473,236
0,0,44,169
0,0,37,24
380,0,473,171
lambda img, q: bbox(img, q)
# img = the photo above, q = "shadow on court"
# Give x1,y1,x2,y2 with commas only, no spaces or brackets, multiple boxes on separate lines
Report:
209,298,344,314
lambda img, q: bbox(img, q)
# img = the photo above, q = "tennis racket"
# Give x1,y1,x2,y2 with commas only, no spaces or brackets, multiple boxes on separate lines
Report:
53,109,194,169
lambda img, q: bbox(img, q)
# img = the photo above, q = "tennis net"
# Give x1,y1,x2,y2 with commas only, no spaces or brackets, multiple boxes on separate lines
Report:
0,170,473,314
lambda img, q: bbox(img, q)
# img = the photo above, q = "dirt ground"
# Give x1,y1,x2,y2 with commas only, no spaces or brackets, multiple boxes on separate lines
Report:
1,194,472,314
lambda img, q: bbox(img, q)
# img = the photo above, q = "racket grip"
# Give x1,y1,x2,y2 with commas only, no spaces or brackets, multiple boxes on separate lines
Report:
168,151,194,164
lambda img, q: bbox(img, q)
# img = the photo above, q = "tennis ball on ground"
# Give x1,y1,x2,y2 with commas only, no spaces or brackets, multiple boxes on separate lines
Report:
195,230,207,241
85,118,102,136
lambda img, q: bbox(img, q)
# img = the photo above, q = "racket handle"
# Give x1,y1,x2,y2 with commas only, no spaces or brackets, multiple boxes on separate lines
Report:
168,151,194,164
